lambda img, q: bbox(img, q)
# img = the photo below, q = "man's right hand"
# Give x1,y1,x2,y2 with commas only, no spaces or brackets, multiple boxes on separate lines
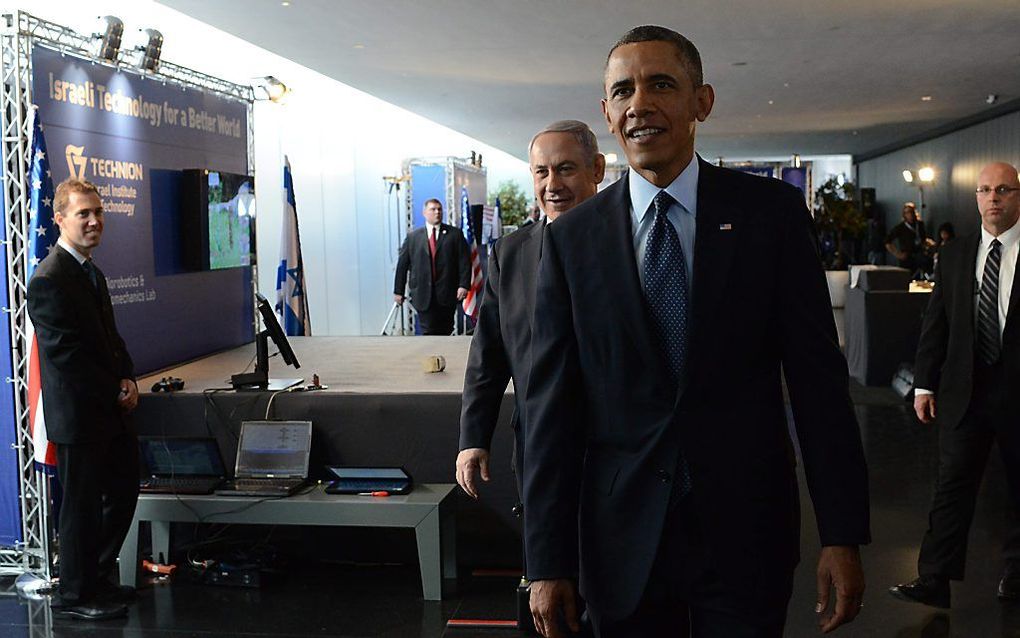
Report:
914,394,936,423
393,294,404,305
455,448,490,499
530,579,580,638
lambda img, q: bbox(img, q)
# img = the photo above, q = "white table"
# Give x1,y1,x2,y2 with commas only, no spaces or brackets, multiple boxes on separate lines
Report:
118,483,457,600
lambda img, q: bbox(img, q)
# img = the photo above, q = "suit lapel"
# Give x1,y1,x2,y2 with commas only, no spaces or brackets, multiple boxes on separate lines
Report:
56,247,98,301
600,176,663,376
958,234,980,336
684,161,742,391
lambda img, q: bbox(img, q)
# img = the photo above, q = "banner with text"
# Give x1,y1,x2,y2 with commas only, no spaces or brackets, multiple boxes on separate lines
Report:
32,45,253,374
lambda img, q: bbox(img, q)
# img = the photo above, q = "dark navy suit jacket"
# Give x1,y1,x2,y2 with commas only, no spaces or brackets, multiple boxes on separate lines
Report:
523,161,871,619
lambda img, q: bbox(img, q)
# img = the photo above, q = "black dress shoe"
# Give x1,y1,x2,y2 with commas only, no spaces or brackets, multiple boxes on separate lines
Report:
95,580,137,604
889,575,951,608
52,601,128,621
999,565,1020,601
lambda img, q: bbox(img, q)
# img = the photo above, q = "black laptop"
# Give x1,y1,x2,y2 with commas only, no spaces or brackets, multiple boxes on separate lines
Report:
215,421,312,497
139,437,227,495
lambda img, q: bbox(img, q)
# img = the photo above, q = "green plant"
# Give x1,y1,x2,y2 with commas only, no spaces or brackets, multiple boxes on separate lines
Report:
813,177,866,269
489,180,529,227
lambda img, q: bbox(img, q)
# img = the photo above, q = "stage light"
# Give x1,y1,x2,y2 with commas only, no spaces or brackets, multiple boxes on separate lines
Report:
902,170,914,183
137,29,163,73
918,167,935,183
93,15,124,62
253,76,291,103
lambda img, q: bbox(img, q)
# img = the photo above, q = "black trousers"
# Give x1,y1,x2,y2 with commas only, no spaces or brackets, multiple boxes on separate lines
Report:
418,303,456,336
919,360,1020,580
588,498,791,638
55,429,140,604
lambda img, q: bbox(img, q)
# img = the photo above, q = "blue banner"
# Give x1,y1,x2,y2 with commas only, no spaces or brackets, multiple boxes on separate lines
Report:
32,45,253,374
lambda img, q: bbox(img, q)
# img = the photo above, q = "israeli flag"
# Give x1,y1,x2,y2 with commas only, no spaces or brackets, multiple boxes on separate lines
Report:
276,156,311,335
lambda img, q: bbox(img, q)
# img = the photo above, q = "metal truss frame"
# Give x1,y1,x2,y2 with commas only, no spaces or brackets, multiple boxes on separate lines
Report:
0,10,254,576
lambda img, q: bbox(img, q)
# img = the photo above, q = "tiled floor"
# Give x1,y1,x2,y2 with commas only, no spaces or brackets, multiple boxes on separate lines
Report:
1,384,1016,637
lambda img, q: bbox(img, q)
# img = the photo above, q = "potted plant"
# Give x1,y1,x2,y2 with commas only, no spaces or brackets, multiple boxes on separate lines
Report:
813,177,867,307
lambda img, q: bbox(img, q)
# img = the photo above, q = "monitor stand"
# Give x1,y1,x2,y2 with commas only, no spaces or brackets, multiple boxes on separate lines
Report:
231,331,302,391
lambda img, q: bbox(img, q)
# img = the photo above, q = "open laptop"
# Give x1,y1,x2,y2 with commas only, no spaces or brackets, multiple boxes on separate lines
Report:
139,437,227,495
215,421,312,497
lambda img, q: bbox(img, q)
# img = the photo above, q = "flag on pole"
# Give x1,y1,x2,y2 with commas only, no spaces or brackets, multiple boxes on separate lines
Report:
461,186,483,319
275,156,311,336
490,196,503,247
26,108,58,470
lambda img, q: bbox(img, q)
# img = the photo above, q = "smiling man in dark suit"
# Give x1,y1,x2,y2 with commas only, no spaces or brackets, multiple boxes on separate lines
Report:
891,162,1020,608
457,119,605,512
523,26,870,638
394,198,471,335
28,178,139,621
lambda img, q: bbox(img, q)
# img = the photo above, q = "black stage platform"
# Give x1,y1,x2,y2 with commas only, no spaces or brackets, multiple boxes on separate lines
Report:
135,336,521,567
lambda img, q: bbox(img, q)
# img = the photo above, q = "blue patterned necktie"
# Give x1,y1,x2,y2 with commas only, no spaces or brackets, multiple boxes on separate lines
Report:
643,190,693,500
976,238,1001,365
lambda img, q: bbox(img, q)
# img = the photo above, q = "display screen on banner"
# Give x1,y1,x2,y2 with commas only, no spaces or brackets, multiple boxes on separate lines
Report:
32,45,254,374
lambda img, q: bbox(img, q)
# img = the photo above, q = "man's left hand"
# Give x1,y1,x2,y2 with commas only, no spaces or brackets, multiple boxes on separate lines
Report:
118,379,139,413
456,287,468,301
815,545,864,633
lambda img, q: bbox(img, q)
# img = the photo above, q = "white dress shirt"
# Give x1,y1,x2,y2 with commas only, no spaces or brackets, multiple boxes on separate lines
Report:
915,220,1019,396
629,158,699,290
57,237,89,266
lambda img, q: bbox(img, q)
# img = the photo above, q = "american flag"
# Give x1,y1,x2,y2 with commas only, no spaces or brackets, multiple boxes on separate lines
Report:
460,186,482,319
27,108,58,469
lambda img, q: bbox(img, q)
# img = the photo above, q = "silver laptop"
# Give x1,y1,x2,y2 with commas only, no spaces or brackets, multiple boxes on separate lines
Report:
214,421,312,497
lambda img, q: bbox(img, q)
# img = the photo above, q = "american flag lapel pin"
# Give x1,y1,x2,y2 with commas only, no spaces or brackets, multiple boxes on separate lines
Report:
719,223,733,231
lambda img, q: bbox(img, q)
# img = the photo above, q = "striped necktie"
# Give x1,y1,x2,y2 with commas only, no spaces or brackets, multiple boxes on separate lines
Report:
976,238,1001,365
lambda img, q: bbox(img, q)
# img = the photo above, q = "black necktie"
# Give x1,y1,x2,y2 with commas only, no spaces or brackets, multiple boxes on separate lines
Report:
642,190,693,501
82,259,99,290
977,238,1002,365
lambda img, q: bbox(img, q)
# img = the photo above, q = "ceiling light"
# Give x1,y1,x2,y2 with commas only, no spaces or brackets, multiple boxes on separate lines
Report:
353,44,365,49
918,167,935,182
902,170,914,183
604,152,618,164
137,28,163,73
987,94,998,105
921,95,932,102
792,154,801,168
253,76,291,103
768,100,774,105
93,15,124,62
281,1,290,6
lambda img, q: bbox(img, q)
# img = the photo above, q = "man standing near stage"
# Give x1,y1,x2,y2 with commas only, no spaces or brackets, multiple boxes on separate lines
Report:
886,202,929,272
457,120,605,507
524,26,869,637
890,162,1020,608
28,178,139,621
394,198,471,335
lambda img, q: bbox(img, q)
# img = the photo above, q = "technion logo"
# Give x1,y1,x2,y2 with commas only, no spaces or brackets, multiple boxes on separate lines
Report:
64,144,144,182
